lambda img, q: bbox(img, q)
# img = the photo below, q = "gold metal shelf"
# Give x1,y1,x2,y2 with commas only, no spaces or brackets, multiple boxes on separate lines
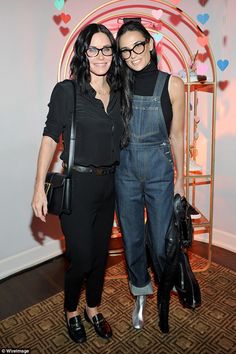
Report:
185,77,216,271
189,180,211,187
184,82,215,93
192,211,210,228
185,173,211,179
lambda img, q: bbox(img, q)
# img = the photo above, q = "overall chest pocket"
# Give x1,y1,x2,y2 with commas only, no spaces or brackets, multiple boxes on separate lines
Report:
131,104,160,138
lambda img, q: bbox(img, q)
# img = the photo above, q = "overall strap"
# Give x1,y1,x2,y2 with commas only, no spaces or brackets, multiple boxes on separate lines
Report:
153,71,169,98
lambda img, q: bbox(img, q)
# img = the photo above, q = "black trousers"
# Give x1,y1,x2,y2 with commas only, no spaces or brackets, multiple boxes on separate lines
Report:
60,170,115,311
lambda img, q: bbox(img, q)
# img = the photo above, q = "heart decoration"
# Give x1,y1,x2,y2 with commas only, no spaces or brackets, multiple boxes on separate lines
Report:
169,0,181,5
196,63,208,75
197,13,209,25
54,0,64,11
199,0,209,6
223,36,227,46
152,9,163,20
197,35,208,47
61,12,71,24
169,14,182,26
153,33,163,43
53,15,62,25
218,81,229,91
60,26,70,36
197,52,208,62
217,59,229,71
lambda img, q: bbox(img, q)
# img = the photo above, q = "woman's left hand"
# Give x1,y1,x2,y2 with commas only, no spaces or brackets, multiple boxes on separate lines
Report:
174,177,185,196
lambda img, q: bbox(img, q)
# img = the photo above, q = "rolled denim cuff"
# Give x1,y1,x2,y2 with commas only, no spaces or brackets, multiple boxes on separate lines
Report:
129,281,153,296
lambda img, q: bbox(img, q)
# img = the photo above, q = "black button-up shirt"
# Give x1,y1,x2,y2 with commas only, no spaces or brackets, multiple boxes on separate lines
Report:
43,80,123,167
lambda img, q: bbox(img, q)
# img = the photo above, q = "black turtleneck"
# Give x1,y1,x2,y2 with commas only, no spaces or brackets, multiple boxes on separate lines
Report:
133,61,173,135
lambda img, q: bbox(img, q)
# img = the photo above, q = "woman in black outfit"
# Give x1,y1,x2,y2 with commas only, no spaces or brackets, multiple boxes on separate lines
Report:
32,24,124,344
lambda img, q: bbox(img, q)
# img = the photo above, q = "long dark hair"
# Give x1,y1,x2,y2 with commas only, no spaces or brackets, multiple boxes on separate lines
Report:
116,20,158,147
70,23,120,93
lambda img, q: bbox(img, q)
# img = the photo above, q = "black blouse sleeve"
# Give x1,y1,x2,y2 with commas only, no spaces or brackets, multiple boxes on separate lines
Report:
43,81,73,143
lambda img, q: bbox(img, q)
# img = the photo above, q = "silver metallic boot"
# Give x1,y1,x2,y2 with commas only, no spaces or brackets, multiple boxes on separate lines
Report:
132,295,146,329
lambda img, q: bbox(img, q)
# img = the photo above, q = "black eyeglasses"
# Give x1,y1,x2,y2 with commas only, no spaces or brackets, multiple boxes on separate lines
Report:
119,39,150,60
86,46,113,57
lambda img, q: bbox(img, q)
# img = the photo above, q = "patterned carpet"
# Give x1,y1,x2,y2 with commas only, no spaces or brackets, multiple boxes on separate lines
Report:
0,254,236,354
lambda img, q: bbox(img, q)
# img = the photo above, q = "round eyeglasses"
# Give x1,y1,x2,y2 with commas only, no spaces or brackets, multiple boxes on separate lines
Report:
86,46,113,57
119,38,150,60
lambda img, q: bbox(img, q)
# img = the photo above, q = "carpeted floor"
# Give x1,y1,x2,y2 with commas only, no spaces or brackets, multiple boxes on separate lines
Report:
0,254,235,354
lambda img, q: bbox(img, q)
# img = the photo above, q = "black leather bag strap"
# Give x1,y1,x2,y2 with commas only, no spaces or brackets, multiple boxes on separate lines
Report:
66,80,77,177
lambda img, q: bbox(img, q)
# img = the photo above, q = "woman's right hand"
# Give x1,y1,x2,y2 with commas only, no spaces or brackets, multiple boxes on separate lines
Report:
31,136,58,222
32,185,48,222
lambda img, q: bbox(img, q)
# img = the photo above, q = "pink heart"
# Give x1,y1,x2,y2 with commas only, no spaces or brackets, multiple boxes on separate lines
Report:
59,26,70,36
218,81,229,91
169,14,182,26
199,0,208,6
197,52,208,62
169,0,181,5
152,9,163,20
196,63,208,75
223,36,227,46
197,35,208,47
61,12,71,24
53,15,62,25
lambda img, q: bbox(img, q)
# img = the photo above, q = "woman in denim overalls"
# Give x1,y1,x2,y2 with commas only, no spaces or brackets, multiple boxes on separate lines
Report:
115,21,185,333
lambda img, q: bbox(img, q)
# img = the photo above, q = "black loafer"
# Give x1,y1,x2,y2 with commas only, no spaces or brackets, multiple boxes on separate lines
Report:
65,314,87,343
84,309,112,339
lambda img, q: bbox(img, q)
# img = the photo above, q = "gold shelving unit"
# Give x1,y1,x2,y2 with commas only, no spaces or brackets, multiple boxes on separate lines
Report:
185,80,216,271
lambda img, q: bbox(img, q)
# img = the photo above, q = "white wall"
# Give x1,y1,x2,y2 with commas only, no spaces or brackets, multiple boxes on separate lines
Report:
0,0,235,280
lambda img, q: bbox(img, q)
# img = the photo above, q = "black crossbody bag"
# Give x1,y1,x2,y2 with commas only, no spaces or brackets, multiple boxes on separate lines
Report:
44,81,76,215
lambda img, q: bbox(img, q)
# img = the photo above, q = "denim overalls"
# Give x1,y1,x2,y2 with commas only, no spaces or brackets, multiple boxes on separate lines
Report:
115,71,174,296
